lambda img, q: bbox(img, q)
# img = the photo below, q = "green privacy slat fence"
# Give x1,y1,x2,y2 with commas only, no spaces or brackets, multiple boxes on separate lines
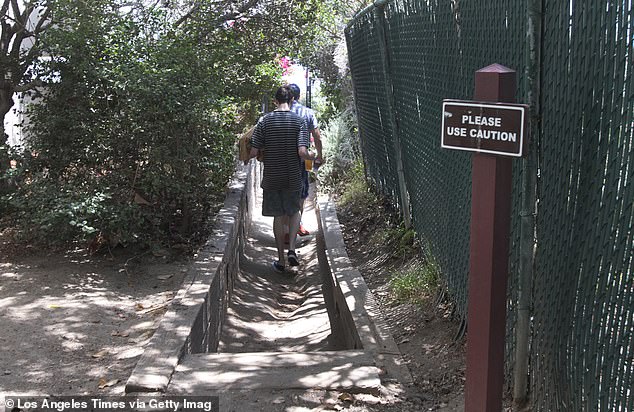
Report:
532,1,633,410
347,0,528,395
345,0,633,410
345,9,402,207
382,0,473,330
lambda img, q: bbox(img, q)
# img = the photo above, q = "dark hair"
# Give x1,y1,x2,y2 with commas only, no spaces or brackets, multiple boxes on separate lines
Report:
288,83,301,100
274,85,293,104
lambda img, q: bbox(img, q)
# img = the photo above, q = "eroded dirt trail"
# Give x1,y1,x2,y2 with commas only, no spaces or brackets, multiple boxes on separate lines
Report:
219,186,343,353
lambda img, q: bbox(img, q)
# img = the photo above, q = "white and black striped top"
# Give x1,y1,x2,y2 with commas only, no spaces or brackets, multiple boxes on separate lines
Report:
251,111,309,191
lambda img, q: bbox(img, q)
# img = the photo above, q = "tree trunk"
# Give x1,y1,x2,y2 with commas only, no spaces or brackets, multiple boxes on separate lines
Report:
0,84,15,195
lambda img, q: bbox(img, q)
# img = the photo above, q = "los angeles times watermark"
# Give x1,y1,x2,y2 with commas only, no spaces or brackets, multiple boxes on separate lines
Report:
1,396,219,412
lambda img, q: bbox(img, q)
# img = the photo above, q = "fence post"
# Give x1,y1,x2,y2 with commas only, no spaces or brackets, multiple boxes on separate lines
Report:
514,0,542,404
373,0,412,228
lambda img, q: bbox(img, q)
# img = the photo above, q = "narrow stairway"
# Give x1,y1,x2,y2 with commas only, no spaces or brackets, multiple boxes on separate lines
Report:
166,184,381,396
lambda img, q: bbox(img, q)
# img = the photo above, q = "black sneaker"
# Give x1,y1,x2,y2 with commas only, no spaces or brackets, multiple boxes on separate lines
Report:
287,250,299,266
272,261,285,273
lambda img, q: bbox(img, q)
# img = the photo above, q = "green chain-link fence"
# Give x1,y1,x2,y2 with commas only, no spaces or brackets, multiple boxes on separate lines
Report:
345,0,633,410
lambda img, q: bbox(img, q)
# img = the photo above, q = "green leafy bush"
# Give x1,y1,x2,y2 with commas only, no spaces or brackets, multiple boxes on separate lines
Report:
337,159,379,215
4,5,273,249
1,0,349,250
389,258,441,304
318,109,360,191
371,224,419,258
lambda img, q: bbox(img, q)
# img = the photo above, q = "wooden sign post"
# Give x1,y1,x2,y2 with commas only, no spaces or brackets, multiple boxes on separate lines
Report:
441,63,527,412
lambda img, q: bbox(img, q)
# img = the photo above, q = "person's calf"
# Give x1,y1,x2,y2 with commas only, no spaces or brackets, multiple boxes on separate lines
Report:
273,216,287,263
287,211,301,251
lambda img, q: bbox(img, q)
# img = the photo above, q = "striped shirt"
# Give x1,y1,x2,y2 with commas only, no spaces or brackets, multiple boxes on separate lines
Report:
251,110,309,191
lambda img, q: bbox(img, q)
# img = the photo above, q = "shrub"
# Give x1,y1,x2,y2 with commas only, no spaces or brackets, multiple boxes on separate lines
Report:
2,7,273,250
371,223,420,259
317,109,360,191
389,257,441,304
337,159,380,216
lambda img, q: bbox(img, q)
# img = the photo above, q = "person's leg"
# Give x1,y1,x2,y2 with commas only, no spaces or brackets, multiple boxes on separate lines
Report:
273,215,286,264
279,189,302,266
283,215,290,244
286,210,301,266
298,168,310,236
287,211,301,252
262,190,287,271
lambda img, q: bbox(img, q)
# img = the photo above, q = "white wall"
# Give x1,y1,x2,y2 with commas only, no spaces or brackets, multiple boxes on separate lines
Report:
4,103,24,147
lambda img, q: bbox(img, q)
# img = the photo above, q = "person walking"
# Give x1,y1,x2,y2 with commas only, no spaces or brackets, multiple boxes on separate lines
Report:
288,83,323,237
250,85,311,272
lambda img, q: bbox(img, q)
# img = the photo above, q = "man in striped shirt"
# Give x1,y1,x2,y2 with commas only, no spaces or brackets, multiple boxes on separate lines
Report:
250,86,312,272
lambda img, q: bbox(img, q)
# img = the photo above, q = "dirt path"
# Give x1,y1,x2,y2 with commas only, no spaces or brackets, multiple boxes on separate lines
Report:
0,247,188,397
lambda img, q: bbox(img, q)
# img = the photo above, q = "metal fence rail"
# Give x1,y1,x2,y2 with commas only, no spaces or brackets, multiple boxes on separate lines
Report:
345,0,633,409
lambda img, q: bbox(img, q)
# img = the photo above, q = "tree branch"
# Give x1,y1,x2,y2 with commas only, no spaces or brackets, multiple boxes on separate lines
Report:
0,0,11,18
215,0,260,24
31,6,51,34
176,0,261,27
174,0,202,27
9,4,50,62
9,4,32,60
9,0,19,21
0,20,12,55
14,78,42,92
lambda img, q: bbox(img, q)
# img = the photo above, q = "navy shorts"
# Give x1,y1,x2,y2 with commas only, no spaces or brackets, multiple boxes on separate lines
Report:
262,190,302,217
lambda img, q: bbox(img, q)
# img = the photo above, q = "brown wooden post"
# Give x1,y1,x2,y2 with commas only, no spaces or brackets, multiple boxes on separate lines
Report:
465,64,516,412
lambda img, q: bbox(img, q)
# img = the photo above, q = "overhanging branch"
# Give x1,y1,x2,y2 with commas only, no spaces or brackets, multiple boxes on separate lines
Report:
176,0,261,27
174,0,203,27
14,78,42,92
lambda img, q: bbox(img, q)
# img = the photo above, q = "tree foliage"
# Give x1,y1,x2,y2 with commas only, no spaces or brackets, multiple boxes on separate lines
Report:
294,0,372,118
2,0,328,250
0,0,52,193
